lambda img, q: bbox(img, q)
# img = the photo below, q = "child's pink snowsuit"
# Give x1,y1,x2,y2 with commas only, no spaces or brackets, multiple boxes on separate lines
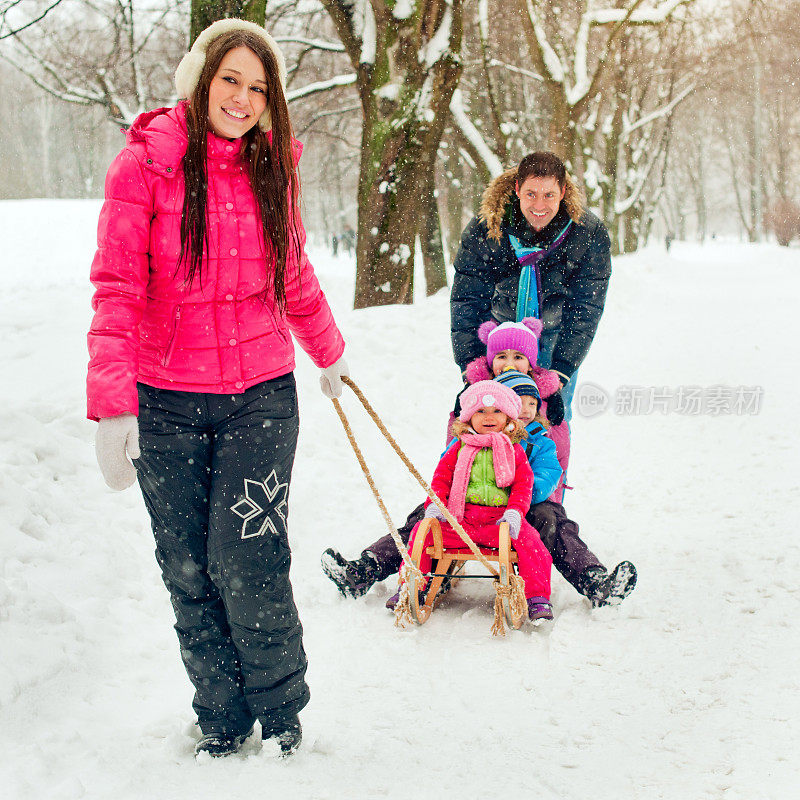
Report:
408,435,552,599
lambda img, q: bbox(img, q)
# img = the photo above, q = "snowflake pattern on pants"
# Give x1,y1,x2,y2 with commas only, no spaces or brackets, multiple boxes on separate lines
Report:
230,471,288,539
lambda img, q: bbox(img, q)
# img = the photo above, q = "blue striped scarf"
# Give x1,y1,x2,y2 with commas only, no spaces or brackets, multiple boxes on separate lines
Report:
509,220,572,321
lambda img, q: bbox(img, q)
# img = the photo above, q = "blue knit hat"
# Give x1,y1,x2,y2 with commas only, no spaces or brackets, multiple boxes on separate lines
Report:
493,369,541,408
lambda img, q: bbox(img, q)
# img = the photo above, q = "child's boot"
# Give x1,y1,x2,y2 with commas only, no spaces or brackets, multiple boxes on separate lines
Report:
527,596,554,623
321,549,380,598
579,561,637,607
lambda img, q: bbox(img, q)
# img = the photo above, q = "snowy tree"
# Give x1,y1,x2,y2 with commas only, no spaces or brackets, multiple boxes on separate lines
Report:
318,0,463,307
434,1,699,253
657,0,800,243
0,0,186,127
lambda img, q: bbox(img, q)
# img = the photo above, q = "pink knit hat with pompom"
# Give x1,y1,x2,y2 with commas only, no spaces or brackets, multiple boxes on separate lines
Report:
458,380,522,423
478,317,543,368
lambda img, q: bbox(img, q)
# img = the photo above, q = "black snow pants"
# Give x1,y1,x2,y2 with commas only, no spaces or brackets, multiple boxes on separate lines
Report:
363,499,604,594
134,374,309,736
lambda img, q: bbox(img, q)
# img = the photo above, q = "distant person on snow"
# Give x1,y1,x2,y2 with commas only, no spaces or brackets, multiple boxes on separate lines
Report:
341,226,355,255
87,19,349,759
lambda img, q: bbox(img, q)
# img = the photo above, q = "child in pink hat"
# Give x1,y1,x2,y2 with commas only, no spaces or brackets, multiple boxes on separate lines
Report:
398,380,554,623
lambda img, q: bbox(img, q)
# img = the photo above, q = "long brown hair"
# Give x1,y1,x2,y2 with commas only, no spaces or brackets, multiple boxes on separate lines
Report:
180,30,300,310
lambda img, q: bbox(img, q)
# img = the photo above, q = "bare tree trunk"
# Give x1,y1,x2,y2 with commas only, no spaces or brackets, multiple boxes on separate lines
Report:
749,40,764,242
40,95,52,197
419,175,447,295
444,137,466,264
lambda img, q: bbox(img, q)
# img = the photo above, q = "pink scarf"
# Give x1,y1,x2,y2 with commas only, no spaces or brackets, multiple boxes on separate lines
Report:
447,432,516,521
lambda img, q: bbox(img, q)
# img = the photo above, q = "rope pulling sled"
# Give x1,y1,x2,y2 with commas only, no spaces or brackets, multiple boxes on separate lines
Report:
330,376,527,636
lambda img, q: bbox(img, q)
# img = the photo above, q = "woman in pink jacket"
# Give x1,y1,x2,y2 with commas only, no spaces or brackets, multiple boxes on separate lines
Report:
87,19,348,759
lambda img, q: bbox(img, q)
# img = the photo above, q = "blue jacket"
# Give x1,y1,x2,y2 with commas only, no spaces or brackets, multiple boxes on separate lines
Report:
520,421,562,504
442,420,561,506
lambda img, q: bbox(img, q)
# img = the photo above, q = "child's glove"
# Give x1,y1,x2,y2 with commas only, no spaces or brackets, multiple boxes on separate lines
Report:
320,356,350,399
545,390,565,426
499,509,522,539
424,503,447,521
95,413,140,490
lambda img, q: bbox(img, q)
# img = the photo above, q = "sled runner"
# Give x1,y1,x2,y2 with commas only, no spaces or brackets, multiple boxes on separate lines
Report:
405,519,526,629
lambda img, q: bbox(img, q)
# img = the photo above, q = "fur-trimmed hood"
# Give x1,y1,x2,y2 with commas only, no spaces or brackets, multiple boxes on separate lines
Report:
479,167,584,242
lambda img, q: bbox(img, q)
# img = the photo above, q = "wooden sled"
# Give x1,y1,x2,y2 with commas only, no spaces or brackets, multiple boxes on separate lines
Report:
405,518,526,630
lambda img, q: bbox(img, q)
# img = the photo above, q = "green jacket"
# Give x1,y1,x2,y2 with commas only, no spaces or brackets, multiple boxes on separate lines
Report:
465,447,510,507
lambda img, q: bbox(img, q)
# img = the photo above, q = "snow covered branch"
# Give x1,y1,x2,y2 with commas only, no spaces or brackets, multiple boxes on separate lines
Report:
419,4,453,68
449,88,504,177
274,36,346,52
0,0,63,40
487,59,543,82
318,0,369,69
286,73,358,103
622,81,694,140
359,0,377,64
591,0,695,27
522,0,565,84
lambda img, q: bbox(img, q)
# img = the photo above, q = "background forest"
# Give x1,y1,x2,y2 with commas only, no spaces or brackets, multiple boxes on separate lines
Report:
1,0,798,307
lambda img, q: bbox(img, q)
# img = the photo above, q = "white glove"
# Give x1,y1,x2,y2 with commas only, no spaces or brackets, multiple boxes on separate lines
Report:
424,503,446,521
320,356,350,399
499,509,522,540
95,413,140,490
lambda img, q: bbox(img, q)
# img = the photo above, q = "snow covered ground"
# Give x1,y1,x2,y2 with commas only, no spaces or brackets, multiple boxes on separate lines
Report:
1,199,798,799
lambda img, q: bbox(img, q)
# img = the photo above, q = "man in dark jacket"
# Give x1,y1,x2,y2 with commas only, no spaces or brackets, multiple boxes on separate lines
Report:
451,151,611,420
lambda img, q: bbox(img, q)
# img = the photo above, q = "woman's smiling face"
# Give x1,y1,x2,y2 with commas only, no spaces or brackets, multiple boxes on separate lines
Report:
207,46,267,139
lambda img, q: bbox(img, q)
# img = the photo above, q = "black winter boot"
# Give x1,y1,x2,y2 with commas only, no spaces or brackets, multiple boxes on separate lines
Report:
321,548,380,598
579,561,637,607
262,714,302,757
194,727,253,758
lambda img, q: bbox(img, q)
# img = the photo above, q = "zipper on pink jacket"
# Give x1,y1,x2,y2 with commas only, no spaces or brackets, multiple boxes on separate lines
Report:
162,305,182,366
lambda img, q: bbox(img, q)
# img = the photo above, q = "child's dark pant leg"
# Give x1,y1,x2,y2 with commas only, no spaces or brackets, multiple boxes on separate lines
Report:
360,502,425,581
527,500,604,591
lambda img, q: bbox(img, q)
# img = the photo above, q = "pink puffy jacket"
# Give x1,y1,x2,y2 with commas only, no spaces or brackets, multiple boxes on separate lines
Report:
87,103,345,420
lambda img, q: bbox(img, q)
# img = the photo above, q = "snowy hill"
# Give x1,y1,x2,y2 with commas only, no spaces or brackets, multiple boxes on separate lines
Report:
1,200,797,799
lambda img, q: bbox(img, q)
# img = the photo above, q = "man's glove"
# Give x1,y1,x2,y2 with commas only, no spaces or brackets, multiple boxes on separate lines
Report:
499,509,522,540
96,413,140,490
545,390,565,426
320,356,350,399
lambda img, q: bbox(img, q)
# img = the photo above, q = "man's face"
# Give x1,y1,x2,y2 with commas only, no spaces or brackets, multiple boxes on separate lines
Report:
516,175,566,231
